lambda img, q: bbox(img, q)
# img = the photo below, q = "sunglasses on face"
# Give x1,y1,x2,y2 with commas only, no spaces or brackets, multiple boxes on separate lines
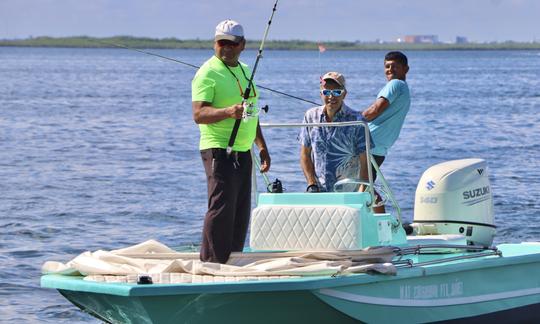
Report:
217,39,241,47
320,89,345,97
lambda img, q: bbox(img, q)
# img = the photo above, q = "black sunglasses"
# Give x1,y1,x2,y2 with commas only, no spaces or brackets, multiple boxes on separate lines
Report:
217,39,241,47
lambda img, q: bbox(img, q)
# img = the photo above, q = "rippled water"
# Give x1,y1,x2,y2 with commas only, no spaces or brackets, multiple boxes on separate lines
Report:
0,47,539,322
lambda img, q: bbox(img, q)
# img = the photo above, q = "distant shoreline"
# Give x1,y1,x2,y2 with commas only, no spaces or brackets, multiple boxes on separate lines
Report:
1,36,539,50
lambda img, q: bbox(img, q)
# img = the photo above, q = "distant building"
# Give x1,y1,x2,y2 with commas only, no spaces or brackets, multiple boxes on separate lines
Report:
404,35,439,44
456,36,468,44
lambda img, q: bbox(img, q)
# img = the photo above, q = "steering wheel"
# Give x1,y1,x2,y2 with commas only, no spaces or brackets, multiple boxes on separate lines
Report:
333,178,388,207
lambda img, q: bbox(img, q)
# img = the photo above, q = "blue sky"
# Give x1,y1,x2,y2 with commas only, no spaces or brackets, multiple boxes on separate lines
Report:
1,0,538,42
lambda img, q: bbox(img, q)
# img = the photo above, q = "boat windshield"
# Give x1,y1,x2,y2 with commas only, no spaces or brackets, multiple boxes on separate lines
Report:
255,120,404,218
261,120,373,189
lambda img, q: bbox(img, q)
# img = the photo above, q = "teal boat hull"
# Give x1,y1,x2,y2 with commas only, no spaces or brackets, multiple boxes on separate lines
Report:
316,244,540,323
57,289,359,324
41,243,540,324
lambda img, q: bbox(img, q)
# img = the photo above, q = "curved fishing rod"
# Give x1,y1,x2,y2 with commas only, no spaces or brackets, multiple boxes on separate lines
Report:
226,0,279,156
94,39,319,106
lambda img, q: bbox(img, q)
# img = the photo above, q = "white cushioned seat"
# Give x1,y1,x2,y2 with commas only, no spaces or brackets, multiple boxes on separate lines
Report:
250,205,361,251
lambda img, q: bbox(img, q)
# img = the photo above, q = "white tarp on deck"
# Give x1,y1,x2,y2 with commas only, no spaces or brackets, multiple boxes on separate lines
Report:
42,240,397,283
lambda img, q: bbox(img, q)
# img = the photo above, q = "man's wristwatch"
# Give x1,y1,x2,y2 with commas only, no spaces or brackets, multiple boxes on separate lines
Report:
306,184,320,193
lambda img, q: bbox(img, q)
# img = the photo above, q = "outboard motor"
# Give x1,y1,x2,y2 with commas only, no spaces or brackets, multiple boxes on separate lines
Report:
413,158,495,247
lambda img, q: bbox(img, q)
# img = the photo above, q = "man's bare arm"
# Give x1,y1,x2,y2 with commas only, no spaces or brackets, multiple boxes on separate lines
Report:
255,122,271,172
362,97,390,121
192,101,243,124
300,145,318,186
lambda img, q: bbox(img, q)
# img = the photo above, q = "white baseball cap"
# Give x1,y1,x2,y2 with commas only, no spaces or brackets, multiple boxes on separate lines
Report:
215,19,244,43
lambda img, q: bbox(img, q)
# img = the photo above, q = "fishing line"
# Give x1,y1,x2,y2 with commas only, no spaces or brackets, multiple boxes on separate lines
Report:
94,39,319,106
97,41,200,69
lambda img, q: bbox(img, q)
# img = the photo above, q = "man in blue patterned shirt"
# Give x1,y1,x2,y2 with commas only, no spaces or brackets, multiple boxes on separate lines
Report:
299,72,370,192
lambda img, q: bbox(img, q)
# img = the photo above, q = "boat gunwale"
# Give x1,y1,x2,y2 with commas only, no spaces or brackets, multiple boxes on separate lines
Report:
41,246,540,297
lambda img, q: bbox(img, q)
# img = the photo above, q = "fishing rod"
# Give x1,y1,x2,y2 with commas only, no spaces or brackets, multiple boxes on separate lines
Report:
226,0,279,156
95,39,319,106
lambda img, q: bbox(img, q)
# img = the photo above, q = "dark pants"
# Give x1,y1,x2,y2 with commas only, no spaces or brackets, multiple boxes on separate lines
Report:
372,154,386,181
200,148,252,264
371,155,386,208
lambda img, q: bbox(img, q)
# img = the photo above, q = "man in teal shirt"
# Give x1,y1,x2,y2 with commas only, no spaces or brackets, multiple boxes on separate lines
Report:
192,20,271,264
362,51,410,173
360,52,410,211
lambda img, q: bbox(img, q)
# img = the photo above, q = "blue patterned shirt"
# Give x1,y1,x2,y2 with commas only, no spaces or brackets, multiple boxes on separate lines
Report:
299,104,370,192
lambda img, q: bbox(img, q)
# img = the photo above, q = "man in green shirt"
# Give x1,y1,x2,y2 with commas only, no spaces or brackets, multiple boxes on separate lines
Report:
192,20,271,264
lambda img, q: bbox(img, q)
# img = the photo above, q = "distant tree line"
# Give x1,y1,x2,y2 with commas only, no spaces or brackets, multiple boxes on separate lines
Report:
1,36,539,50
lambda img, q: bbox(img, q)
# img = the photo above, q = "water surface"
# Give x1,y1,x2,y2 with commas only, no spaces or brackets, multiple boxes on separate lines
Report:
0,47,539,322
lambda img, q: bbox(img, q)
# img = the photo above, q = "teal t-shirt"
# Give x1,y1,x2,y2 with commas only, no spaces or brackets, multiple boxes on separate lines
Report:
192,56,258,152
368,79,410,156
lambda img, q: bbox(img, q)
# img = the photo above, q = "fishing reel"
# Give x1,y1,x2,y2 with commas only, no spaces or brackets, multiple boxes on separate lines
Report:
242,103,269,122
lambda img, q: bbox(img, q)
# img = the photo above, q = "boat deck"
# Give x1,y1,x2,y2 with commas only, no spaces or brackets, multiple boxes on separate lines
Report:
41,242,540,297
